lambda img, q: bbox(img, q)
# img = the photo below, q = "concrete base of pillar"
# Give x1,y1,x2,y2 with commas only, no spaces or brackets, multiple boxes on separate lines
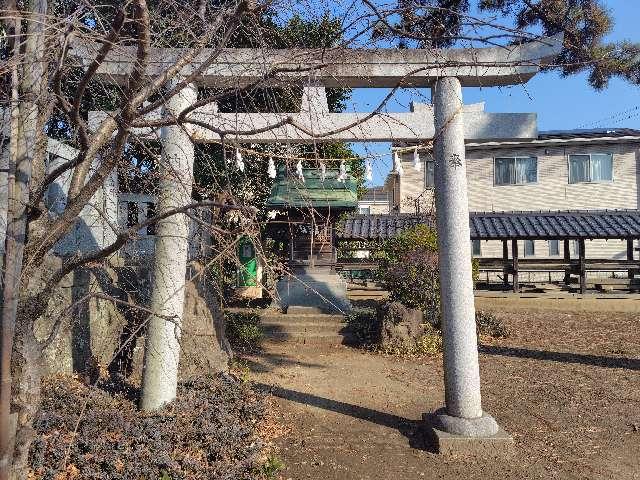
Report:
423,411,514,456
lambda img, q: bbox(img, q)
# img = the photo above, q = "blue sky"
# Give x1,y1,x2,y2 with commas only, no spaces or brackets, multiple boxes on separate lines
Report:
348,0,640,185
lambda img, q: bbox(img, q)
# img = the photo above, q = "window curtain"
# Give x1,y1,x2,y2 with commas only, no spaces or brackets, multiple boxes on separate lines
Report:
524,240,535,256
495,158,515,185
569,155,590,183
516,157,537,184
590,154,613,181
471,240,481,256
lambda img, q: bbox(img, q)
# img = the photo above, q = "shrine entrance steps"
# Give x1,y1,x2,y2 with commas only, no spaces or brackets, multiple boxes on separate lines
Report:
275,267,351,314
259,306,353,346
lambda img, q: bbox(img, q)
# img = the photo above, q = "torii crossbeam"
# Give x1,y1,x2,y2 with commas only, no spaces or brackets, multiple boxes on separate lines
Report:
89,100,537,143
71,34,563,88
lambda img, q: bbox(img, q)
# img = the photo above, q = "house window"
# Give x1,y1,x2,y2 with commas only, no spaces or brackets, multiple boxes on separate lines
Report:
425,160,435,188
524,240,535,257
568,153,613,183
494,157,537,185
358,206,371,215
572,239,579,256
548,240,559,256
471,239,481,257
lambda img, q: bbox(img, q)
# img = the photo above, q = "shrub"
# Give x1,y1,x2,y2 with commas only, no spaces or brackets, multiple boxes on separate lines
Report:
378,323,443,357
344,308,379,346
375,323,442,357
378,225,441,326
378,224,479,327
414,325,444,355
475,310,509,338
225,311,263,351
30,374,268,480
345,304,444,357
259,456,285,479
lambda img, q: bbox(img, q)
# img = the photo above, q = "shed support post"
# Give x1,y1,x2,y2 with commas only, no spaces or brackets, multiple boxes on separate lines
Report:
511,240,519,293
331,225,337,272
502,240,509,287
288,232,294,267
310,216,315,268
563,239,571,285
427,77,500,440
627,239,634,279
578,239,586,294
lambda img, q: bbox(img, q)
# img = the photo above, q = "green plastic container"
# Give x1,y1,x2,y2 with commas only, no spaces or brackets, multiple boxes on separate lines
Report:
237,237,257,286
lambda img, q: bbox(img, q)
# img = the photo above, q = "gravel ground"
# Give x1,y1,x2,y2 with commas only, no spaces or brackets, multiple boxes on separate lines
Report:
242,304,640,480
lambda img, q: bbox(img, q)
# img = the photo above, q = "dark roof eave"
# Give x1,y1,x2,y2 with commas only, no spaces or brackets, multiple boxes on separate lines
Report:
337,210,640,241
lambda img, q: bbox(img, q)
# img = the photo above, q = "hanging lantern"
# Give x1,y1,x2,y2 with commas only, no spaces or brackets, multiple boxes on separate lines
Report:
413,147,421,171
365,159,373,182
393,151,404,176
268,156,277,179
319,162,326,182
296,160,305,183
235,148,245,172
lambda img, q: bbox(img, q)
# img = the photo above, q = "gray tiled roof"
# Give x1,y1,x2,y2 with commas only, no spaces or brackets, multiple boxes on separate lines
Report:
537,128,640,140
337,210,640,241
469,210,640,240
337,214,434,240
393,128,640,150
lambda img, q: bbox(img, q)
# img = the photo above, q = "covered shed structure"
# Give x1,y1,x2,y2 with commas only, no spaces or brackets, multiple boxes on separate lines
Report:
337,210,640,293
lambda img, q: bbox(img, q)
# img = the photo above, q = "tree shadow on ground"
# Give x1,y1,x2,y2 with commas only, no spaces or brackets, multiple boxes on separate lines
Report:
479,344,640,370
238,350,326,373
254,382,434,452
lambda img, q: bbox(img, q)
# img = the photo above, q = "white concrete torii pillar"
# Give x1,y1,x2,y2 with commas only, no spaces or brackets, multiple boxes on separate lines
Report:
429,77,501,442
140,82,198,411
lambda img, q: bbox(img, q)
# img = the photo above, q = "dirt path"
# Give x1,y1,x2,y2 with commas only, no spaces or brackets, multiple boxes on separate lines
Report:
243,308,640,480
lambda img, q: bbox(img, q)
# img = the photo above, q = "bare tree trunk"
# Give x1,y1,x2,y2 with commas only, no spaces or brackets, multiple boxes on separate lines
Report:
0,48,22,480
0,2,48,478
139,82,197,411
8,312,42,480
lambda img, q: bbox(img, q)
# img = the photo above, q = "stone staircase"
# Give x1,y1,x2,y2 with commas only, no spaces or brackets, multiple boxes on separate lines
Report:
259,307,352,346
275,267,351,314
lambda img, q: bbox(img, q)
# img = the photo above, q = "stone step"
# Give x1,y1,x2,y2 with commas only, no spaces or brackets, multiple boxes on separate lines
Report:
260,313,345,324
286,306,326,315
280,276,348,284
261,321,347,335
264,332,351,345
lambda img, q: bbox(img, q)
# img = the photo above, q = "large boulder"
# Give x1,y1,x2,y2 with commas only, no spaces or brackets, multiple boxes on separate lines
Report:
377,301,426,352
35,260,230,380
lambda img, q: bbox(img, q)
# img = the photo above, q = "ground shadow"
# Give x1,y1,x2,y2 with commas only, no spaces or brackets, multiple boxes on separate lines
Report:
480,344,640,370
238,348,326,374
254,382,433,452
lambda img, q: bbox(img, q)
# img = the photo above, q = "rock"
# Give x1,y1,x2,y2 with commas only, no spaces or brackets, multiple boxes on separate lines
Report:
33,259,230,380
377,302,426,351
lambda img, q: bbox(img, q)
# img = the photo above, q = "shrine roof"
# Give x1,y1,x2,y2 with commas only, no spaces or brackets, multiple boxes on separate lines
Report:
266,166,357,209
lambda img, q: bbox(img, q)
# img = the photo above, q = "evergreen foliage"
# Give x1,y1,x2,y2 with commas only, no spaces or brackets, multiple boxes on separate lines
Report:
377,0,640,90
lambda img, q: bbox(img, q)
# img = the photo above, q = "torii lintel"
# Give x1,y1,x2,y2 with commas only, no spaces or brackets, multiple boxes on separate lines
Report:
71,34,563,88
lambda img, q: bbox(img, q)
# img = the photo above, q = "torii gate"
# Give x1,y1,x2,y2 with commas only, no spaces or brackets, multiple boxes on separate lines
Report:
80,34,563,452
